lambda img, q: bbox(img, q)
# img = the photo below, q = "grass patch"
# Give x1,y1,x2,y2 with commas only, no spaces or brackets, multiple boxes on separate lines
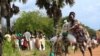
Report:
33,40,51,56
3,40,20,56
2,40,51,56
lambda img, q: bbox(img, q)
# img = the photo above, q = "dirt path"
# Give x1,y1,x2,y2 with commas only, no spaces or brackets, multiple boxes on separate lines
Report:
20,46,100,56
20,50,33,56
68,46,100,56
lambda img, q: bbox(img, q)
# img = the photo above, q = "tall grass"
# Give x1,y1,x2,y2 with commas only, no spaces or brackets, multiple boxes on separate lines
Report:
3,40,20,56
2,40,51,56
33,40,51,56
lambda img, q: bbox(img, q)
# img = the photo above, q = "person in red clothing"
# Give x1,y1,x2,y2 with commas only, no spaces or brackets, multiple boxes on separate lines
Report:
21,36,28,50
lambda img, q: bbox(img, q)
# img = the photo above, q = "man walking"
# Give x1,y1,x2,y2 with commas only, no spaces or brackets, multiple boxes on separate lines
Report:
23,30,31,50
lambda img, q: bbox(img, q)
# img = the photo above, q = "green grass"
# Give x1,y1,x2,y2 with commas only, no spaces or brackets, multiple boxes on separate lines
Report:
33,40,51,56
3,39,78,56
3,40,51,56
3,40,20,56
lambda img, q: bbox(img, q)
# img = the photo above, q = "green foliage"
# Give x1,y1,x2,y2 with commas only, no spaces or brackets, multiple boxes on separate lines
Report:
36,0,75,33
36,0,75,18
83,25,96,37
14,11,54,37
3,40,20,56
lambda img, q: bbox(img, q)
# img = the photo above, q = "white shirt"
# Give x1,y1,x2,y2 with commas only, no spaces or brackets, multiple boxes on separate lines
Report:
23,31,31,41
62,22,70,33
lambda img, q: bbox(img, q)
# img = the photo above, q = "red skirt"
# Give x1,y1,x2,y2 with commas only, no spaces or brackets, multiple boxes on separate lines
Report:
23,39,28,47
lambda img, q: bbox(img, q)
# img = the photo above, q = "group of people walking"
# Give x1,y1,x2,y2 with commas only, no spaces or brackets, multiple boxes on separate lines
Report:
0,12,99,56
4,30,45,51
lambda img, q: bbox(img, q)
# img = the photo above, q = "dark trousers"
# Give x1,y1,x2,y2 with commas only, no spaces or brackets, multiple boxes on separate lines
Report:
0,44,2,56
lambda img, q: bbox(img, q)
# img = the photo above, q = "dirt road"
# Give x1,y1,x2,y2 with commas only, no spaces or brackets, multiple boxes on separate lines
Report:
68,46,100,56
20,46,100,56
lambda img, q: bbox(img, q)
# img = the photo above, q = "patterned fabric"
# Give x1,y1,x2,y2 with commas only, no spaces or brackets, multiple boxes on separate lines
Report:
54,38,62,54
70,20,86,43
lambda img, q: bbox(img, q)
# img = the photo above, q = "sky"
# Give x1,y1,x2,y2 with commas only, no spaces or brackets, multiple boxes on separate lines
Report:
2,0,100,30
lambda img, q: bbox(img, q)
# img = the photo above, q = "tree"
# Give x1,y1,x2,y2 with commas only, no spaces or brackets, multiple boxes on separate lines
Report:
0,0,20,33
84,25,96,37
36,0,75,34
14,11,54,37
1,0,75,33
0,0,28,33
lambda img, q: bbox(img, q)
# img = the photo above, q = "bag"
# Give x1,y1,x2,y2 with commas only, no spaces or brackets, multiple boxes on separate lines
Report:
62,32,68,37
67,34,76,43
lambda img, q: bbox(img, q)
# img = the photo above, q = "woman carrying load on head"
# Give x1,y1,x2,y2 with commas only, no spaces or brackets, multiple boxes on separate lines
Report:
68,12,93,56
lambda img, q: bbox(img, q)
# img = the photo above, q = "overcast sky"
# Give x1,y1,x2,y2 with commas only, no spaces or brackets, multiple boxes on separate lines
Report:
2,0,100,30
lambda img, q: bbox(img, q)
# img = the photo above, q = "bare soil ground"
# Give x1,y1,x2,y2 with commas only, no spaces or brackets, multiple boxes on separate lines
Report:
20,46,100,56
68,46,100,56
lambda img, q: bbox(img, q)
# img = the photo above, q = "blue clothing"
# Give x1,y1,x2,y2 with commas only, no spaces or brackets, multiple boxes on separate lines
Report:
49,52,54,56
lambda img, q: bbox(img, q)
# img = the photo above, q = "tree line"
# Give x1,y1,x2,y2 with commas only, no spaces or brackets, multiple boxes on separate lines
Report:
13,11,96,38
